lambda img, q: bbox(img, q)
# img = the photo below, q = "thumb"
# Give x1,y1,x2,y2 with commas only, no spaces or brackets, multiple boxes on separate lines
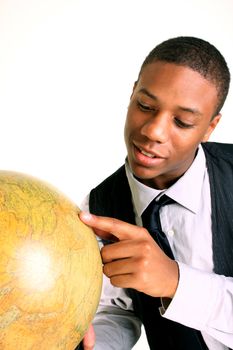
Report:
82,324,95,350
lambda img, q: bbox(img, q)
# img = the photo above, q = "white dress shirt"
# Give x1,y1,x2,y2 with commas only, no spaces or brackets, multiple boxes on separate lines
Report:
81,145,233,350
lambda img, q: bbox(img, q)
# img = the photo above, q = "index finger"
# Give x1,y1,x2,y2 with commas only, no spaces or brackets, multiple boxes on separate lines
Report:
79,211,144,241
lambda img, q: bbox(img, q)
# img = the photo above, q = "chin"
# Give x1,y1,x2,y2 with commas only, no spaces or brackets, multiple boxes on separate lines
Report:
131,165,159,181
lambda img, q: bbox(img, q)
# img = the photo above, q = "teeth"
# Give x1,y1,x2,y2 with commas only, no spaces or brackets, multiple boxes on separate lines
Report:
141,149,155,158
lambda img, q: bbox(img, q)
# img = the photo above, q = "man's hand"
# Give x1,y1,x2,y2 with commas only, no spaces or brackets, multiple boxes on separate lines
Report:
81,324,95,350
80,212,179,298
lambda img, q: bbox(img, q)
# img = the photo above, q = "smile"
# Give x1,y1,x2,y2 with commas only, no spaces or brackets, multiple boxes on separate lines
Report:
132,143,167,168
135,144,165,159
140,149,156,158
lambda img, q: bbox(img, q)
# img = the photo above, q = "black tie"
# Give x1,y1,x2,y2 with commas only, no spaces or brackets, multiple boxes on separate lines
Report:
142,194,174,258
141,194,208,350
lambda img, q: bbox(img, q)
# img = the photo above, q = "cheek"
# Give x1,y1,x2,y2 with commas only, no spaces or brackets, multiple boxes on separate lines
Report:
169,130,202,157
124,116,130,139
124,110,137,136
124,115,135,148
172,124,208,145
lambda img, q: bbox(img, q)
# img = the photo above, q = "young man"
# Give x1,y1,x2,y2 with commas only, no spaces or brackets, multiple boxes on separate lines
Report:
80,36,233,349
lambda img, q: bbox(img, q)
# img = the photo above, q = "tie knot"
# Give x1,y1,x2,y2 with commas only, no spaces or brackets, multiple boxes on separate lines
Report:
141,194,174,228
157,194,174,208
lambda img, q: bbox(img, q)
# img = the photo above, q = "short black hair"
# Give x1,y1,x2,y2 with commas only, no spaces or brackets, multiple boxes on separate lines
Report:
139,36,230,115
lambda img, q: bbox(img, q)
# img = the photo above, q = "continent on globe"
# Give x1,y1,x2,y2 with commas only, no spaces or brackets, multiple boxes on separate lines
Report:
0,171,103,349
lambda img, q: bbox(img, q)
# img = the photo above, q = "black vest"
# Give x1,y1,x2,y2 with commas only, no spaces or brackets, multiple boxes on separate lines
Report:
89,142,233,350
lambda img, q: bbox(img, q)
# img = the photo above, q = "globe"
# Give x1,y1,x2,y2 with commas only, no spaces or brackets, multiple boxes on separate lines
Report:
0,170,102,349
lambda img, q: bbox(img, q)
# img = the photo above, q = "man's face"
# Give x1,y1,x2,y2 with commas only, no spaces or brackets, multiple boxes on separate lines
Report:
124,61,221,189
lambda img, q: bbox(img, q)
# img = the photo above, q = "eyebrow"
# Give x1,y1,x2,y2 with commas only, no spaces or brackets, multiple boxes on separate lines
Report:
138,88,158,101
178,106,203,117
138,87,203,117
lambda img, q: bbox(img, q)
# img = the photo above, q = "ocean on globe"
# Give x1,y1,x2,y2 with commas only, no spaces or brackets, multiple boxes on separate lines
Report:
0,170,103,349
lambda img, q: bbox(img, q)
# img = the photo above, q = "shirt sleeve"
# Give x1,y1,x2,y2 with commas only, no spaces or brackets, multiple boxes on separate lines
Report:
80,195,142,349
93,275,142,350
162,261,233,349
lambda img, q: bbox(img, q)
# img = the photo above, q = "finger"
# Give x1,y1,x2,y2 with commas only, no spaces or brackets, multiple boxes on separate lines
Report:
101,239,148,263
93,227,118,242
82,324,95,350
109,273,137,289
79,211,145,241
103,257,137,278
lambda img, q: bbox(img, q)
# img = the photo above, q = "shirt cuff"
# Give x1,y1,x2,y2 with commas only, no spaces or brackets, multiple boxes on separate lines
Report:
161,261,224,331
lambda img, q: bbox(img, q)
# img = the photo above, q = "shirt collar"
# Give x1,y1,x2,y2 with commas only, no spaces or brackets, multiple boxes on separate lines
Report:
125,145,206,217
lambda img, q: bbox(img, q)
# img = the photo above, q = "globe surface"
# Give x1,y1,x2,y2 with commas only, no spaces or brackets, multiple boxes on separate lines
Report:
0,171,102,349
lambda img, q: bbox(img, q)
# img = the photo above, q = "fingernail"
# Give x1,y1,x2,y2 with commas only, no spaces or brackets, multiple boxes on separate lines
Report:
80,211,93,221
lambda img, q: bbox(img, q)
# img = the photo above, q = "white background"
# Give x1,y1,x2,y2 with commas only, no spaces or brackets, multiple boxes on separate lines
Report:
0,1,233,349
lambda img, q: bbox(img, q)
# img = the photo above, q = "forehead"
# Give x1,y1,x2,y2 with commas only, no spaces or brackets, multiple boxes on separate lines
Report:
136,62,218,113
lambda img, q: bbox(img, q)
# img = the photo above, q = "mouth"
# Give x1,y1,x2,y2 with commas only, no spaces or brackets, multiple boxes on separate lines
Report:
134,144,165,159
140,148,158,158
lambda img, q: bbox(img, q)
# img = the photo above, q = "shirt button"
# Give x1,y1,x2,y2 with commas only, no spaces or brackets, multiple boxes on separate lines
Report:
167,229,174,237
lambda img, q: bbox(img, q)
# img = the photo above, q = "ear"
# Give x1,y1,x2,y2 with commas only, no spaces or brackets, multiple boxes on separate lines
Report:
202,114,221,142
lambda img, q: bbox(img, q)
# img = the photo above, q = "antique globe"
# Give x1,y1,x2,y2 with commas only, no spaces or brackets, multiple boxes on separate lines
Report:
0,171,102,349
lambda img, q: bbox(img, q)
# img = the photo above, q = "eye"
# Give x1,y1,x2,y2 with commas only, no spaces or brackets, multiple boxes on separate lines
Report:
137,101,154,112
174,117,194,129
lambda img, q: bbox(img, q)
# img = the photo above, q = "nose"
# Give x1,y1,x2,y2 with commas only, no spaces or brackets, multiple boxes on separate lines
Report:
141,113,170,143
